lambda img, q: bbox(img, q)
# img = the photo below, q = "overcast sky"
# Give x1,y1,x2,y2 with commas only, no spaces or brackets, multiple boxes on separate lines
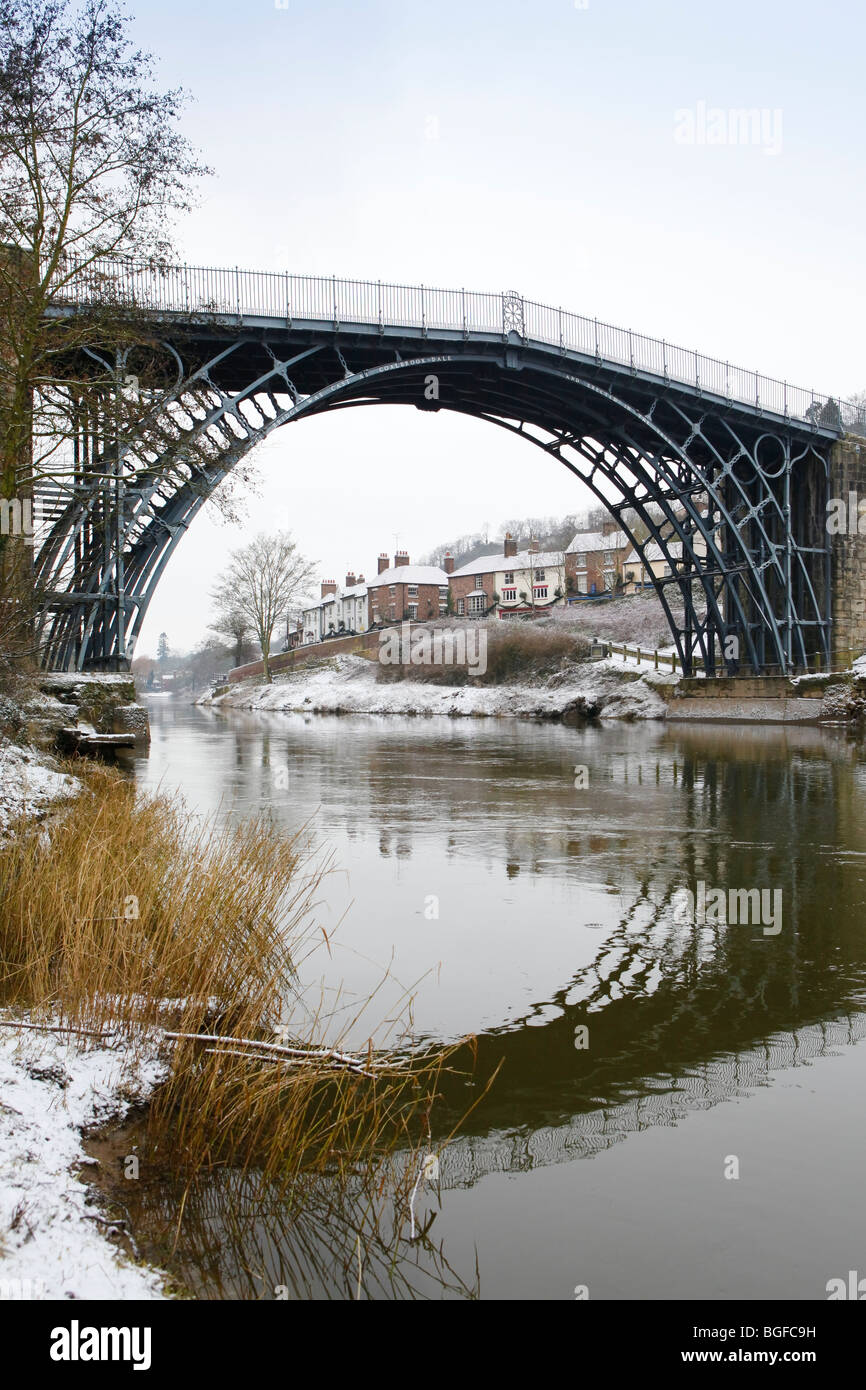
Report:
128,0,866,655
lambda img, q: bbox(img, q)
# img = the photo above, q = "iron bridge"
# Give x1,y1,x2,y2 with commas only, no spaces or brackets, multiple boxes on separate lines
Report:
30,260,860,675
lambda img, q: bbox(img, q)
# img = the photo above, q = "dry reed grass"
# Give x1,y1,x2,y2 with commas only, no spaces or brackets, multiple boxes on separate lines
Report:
0,765,469,1200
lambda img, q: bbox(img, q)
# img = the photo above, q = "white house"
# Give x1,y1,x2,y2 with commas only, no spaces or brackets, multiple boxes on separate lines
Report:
621,537,708,595
302,572,369,643
449,537,567,617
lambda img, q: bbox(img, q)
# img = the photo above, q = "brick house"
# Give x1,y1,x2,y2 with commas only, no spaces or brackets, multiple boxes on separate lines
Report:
366,550,450,625
564,529,630,596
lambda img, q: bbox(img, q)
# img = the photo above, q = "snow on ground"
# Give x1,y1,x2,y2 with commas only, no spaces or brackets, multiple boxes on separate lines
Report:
200,653,676,721
0,1021,170,1299
0,741,80,835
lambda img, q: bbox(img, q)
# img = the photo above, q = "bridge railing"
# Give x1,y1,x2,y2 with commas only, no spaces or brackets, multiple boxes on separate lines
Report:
44,256,864,432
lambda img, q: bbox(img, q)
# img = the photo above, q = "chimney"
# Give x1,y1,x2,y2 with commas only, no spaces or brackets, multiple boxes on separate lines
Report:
601,516,618,537
395,549,409,569
378,553,390,574
503,533,518,559
321,579,337,598
357,573,365,583
528,539,540,554
443,552,455,575
345,571,356,588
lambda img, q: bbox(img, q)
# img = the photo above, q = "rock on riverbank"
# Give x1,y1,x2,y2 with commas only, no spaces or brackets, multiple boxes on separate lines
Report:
0,741,80,835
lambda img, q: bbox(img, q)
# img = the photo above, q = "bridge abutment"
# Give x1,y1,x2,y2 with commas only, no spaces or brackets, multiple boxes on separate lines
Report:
829,437,866,667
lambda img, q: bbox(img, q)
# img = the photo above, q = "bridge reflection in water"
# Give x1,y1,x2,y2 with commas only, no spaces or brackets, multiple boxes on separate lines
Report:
131,706,866,1296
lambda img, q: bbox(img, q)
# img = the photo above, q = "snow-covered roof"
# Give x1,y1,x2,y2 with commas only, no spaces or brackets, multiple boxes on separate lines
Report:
566,529,629,554
303,593,339,614
623,536,708,566
368,565,450,586
340,584,367,600
451,549,564,578
624,541,685,565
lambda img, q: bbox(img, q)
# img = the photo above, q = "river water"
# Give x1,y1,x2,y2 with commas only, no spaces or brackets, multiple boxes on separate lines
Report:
131,698,866,1300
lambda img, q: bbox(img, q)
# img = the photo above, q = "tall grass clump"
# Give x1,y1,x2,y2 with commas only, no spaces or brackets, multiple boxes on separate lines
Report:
0,766,463,1198
376,618,590,686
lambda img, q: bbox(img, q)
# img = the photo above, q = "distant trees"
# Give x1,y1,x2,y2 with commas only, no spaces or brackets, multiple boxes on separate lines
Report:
156,632,169,666
423,512,584,571
208,602,256,670
211,531,316,683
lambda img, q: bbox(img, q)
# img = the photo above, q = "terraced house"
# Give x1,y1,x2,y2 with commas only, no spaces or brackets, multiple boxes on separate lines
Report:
366,550,450,625
449,535,567,618
564,529,630,595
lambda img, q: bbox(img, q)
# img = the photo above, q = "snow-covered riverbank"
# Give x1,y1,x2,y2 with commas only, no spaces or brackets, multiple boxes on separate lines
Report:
0,741,80,836
0,1021,169,1300
200,653,677,721
0,739,170,1300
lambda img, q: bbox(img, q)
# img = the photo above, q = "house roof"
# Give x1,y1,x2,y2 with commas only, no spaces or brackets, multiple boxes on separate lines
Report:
623,541,686,565
340,583,367,599
303,593,339,614
450,549,564,579
624,534,708,566
367,565,450,586
566,529,629,554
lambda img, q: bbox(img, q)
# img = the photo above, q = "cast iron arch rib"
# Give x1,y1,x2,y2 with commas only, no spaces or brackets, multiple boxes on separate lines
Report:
34,328,835,673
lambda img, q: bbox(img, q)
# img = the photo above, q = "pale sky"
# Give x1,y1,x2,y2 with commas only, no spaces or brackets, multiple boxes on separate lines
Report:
128,0,866,655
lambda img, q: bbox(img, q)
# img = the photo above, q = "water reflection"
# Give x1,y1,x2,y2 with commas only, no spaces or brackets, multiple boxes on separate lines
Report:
132,700,866,1298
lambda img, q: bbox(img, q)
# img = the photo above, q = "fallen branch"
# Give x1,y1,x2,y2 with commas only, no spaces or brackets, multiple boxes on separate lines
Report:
0,1020,116,1040
202,1046,378,1078
164,1029,411,1072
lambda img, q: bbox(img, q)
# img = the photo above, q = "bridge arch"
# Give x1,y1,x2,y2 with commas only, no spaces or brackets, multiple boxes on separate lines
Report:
33,273,840,673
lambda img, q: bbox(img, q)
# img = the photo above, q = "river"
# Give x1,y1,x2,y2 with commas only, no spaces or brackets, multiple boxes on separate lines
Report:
128,698,866,1300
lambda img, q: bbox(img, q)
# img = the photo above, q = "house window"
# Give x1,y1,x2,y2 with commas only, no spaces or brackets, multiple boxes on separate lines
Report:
504,571,514,585
469,594,486,613
534,568,545,582
626,571,634,583
577,576,588,594
389,606,396,619
439,604,447,616
438,586,448,601
408,604,418,619
408,584,418,597
502,587,517,601
534,585,548,599
574,554,586,567
457,598,465,615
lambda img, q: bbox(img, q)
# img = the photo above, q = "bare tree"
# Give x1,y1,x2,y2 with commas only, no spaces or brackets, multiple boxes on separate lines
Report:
211,532,316,683
0,0,211,670
0,0,211,485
